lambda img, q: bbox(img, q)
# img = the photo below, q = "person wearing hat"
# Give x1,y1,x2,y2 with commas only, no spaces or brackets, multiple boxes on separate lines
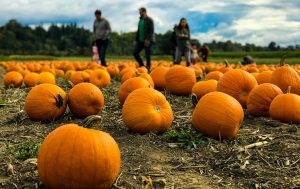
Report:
241,55,255,65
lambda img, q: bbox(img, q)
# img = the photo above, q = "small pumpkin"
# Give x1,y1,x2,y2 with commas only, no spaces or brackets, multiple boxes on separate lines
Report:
25,84,67,122
165,65,196,95
139,73,154,88
38,72,56,84
68,83,104,118
3,71,23,88
150,66,169,90
192,92,244,140
257,70,273,84
205,71,223,81
247,83,283,117
70,71,90,85
122,88,173,134
38,123,121,189
24,72,40,87
192,80,217,100
89,69,111,87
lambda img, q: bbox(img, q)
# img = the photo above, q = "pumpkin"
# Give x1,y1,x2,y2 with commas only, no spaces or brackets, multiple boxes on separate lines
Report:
25,84,67,122
205,71,223,81
150,66,169,90
121,71,136,84
122,88,173,134
3,71,23,88
189,65,203,78
55,69,65,77
107,64,120,78
24,72,40,87
38,72,56,84
89,69,111,87
118,77,151,105
139,73,154,88
217,69,258,107
269,87,300,123
192,92,244,140
137,66,148,74
65,70,76,80
165,65,196,95
68,83,104,118
247,83,283,117
38,124,121,189
257,70,273,84
218,60,233,73
270,57,300,94
70,71,90,85
192,80,217,100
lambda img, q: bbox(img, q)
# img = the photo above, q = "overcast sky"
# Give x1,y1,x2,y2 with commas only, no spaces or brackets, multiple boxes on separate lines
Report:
1,0,300,46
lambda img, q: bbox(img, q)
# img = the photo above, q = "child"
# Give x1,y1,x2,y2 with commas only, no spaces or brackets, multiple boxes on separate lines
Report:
92,41,100,63
191,44,200,64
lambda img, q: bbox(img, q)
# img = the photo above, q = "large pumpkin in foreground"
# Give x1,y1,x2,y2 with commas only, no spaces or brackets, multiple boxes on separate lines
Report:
192,92,244,140
68,83,104,118
25,84,67,122
217,69,258,107
38,124,121,189
247,83,283,117
122,88,173,134
165,65,196,95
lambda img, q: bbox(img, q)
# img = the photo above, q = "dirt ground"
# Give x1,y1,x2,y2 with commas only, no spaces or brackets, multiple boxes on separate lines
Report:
0,66,299,189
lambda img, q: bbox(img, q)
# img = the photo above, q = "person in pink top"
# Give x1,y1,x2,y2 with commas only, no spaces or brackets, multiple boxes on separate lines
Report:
92,41,100,63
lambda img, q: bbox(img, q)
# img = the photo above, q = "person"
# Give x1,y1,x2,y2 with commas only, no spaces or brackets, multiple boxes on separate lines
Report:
133,7,155,71
199,45,209,62
174,18,191,66
91,41,100,63
191,44,200,64
170,24,178,64
93,9,111,67
241,55,254,65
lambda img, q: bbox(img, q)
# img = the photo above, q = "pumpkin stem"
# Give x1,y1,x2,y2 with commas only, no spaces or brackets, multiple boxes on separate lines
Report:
81,115,102,128
224,59,229,67
55,94,64,108
287,86,291,94
155,105,161,113
279,55,286,66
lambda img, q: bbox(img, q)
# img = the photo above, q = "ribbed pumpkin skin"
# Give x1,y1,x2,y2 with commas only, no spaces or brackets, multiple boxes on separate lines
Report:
150,66,169,90
165,65,196,95
68,83,104,118
122,88,173,134
270,65,300,94
3,71,23,88
269,93,300,123
38,124,121,189
70,71,90,85
192,80,217,99
118,77,151,105
25,84,67,122
89,69,111,87
24,72,40,87
247,83,283,117
257,71,273,84
139,73,154,88
38,72,56,84
192,92,244,140
217,69,258,107
205,71,223,81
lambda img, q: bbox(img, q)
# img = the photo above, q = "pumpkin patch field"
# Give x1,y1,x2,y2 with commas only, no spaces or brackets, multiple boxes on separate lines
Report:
0,60,299,189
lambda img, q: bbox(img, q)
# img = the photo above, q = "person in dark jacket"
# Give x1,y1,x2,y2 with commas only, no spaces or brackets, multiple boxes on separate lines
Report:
199,45,209,62
174,18,191,66
133,7,155,71
93,10,111,66
241,55,254,65
170,24,178,64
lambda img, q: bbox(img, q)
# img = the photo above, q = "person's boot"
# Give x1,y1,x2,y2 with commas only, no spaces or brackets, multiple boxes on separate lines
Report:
191,93,198,107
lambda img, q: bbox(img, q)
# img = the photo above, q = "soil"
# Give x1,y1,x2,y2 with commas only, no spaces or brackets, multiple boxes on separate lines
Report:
0,66,299,189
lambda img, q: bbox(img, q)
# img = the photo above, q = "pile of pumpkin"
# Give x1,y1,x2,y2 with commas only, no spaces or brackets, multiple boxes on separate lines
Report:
1,58,300,188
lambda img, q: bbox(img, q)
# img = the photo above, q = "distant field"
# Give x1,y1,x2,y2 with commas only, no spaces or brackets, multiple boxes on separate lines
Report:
0,51,299,64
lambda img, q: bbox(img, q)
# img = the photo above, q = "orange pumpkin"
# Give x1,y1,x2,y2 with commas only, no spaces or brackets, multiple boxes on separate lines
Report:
118,77,151,105
218,60,233,73
217,69,258,107
25,84,67,122
24,72,40,87
68,83,104,118
70,71,90,85
192,92,244,140
107,64,120,78
150,66,169,90
247,83,283,117
38,72,56,84
3,71,23,88
121,71,136,84
38,124,121,189
89,69,111,87
122,88,173,134
205,71,223,81
139,73,154,88
269,88,300,123
165,65,196,95
257,70,273,84
192,80,217,100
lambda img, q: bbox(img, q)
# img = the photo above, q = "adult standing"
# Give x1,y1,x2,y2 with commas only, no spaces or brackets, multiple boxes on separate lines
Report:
93,9,111,66
133,7,155,71
175,18,191,67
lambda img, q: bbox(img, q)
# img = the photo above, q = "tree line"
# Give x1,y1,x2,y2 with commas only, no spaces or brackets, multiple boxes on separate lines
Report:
0,19,299,56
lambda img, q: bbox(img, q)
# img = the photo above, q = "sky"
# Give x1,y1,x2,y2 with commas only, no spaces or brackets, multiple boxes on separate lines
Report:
0,0,300,47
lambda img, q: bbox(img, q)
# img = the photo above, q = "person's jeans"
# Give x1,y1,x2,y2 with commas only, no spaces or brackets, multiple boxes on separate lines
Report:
133,41,152,69
175,47,191,66
95,39,109,66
